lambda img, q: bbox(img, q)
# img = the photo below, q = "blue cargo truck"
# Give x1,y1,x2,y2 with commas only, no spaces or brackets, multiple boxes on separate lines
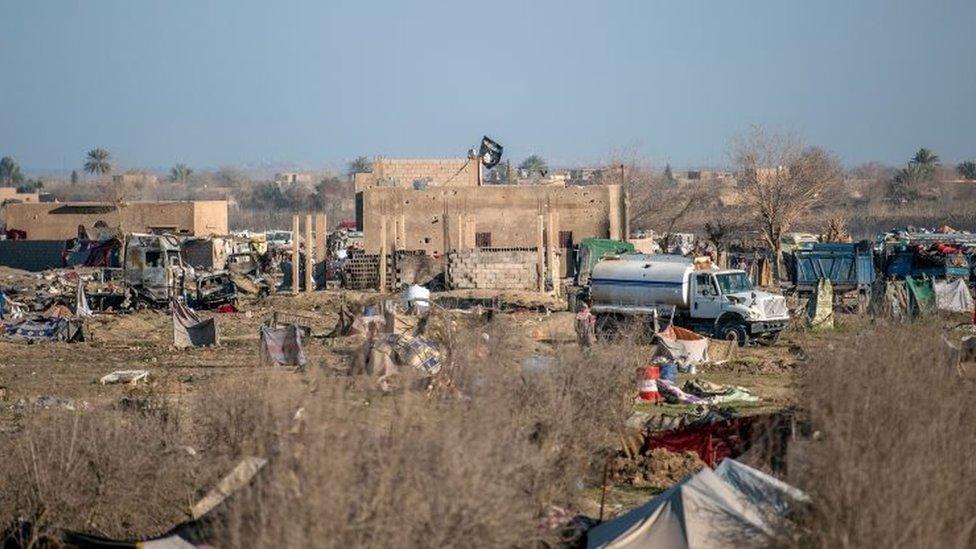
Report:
789,242,875,294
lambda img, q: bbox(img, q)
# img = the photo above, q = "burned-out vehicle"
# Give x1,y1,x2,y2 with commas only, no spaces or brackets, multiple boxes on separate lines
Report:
189,270,238,309
226,250,272,297
124,234,188,308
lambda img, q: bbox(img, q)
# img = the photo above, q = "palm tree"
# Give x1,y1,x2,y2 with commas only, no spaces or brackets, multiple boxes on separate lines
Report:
0,156,24,186
84,148,112,177
957,161,976,181
170,163,193,184
910,148,940,168
911,148,939,166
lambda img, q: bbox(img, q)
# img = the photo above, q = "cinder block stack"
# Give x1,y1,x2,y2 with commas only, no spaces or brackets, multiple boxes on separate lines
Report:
448,248,538,290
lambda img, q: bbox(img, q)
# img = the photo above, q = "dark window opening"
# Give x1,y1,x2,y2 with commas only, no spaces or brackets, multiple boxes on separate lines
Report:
558,230,574,248
50,205,115,215
475,232,492,248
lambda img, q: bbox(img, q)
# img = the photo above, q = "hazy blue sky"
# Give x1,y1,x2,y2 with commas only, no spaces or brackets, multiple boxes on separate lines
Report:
2,0,974,173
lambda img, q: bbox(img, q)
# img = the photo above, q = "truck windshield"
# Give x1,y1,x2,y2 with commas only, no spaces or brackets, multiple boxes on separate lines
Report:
715,272,753,294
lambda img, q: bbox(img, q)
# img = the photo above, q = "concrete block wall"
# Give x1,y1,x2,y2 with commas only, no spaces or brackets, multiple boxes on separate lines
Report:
448,248,538,290
356,158,478,191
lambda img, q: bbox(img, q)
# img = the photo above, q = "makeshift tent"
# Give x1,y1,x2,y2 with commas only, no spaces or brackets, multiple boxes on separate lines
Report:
714,459,809,516
1,317,84,342
655,325,709,368
934,278,974,314
172,298,219,348
586,467,772,549
259,324,307,367
905,276,936,317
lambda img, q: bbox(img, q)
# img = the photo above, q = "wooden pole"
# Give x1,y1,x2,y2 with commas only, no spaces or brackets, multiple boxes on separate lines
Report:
379,215,387,292
456,214,464,252
304,213,313,293
314,213,327,262
547,211,559,297
291,214,300,295
536,214,545,291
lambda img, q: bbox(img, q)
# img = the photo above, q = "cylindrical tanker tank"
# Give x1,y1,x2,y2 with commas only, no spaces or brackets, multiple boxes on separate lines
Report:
589,256,692,308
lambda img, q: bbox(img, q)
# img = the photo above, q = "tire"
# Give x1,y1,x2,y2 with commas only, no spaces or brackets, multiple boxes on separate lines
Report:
716,321,750,346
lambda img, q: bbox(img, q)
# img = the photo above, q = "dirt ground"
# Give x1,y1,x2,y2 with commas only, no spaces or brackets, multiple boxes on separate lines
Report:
0,287,870,537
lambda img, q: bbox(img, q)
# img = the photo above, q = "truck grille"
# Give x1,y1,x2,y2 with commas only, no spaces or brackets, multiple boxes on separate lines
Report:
763,298,788,318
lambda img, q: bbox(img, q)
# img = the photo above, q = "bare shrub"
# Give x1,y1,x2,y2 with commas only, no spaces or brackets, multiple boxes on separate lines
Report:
0,318,640,548
777,321,976,547
0,407,196,542
211,319,640,548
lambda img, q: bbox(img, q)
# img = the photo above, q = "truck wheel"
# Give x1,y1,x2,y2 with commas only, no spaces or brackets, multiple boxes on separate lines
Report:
717,321,749,346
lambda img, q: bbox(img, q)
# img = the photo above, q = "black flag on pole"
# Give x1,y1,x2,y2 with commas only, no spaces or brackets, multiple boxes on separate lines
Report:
479,136,503,169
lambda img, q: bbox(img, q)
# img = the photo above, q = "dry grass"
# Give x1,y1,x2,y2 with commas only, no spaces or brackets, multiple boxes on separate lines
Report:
0,315,640,548
211,318,640,548
0,391,200,541
776,320,976,548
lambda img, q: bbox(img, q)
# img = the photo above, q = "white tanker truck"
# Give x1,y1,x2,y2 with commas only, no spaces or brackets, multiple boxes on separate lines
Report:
585,254,789,345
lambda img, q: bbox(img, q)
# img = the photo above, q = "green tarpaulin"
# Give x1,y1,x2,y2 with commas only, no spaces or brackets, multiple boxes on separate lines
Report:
905,276,936,317
576,238,635,285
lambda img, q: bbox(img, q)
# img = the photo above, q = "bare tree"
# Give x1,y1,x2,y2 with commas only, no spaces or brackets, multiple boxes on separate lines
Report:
704,213,744,265
732,128,841,280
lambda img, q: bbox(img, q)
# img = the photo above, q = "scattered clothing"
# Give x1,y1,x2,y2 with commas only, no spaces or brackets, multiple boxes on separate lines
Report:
683,379,760,404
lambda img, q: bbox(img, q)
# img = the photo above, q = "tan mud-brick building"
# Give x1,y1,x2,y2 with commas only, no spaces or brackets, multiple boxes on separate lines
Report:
5,200,229,240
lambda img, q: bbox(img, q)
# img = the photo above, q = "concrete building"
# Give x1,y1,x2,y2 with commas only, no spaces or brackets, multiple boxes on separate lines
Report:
113,172,159,188
4,200,229,240
354,157,480,192
358,184,628,277
0,187,40,204
274,172,315,185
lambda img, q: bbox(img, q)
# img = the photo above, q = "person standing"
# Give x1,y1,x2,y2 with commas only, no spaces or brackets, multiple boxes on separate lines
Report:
575,303,597,348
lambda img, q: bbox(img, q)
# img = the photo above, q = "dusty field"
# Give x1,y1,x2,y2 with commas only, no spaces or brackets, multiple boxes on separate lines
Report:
0,289,872,545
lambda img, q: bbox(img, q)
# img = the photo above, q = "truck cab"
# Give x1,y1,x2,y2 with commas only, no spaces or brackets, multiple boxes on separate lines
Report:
688,269,789,344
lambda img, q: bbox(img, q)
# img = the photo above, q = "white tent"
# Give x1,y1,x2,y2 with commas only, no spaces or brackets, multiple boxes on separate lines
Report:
587,461,807,549
714,459,809,516
587,467,771,549
934,279,975,314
